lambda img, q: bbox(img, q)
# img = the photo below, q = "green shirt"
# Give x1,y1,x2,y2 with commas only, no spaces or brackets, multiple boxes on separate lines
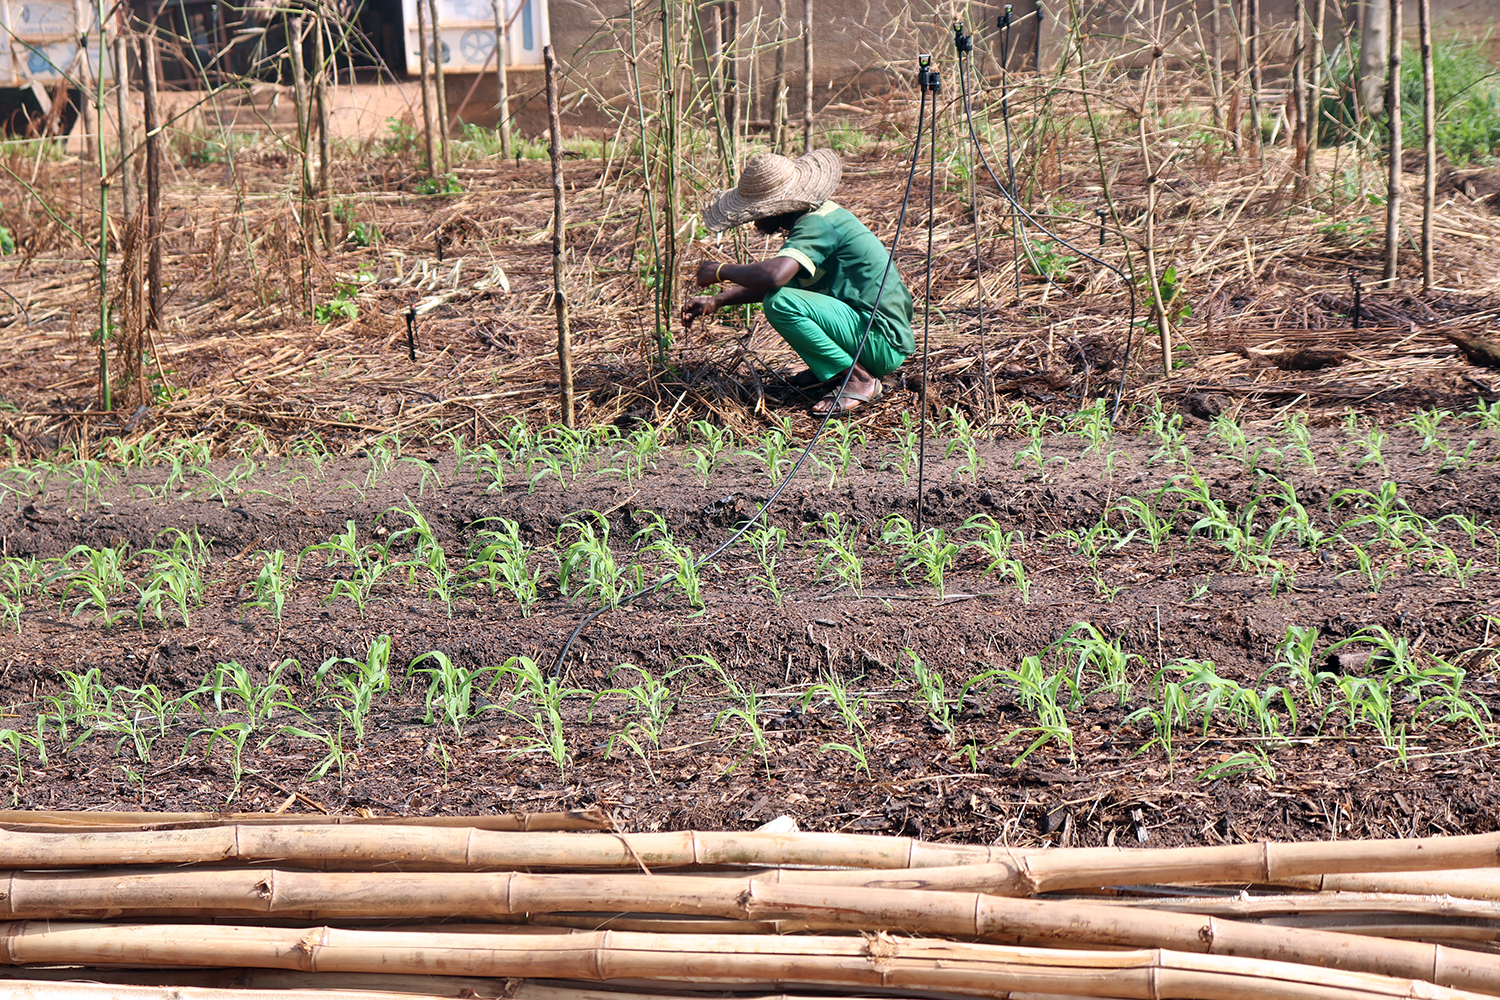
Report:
774,201,915,355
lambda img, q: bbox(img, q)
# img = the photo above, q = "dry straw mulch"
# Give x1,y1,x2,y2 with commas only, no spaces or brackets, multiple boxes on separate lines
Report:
2,100,1500,457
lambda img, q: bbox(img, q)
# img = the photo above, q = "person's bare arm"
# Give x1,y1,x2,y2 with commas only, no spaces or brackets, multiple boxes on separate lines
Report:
693,256,800,292
683,256,802,329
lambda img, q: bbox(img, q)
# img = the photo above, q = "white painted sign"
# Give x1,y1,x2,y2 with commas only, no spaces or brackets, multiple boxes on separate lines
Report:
0,0,114,87
402,0,546,76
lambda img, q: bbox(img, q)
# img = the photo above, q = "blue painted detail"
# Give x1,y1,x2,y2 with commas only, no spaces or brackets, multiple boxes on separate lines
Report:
20,5,31,22
27,49,57,74
520,0,531,51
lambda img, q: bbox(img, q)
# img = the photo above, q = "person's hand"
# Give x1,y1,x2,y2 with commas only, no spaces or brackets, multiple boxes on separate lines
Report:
682,295,718,331
695,260,726,287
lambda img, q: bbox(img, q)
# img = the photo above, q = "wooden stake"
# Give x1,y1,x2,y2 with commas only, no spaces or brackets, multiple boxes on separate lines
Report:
1292,0,1306,188
139,28,162,329
491,0,511,158
415,0,438,177
1418,0,1434,291
1383,0,1402,285
429,0,451,173
545,45,574,429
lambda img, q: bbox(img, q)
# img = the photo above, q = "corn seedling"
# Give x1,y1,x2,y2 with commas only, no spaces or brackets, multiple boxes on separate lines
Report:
135,529,212,627
1058,622,1139,707
1114,495,1174,551
50,543,130,628
464,518,542,614
246,550,292,632
881,514,960,596
1125,667,1193,769
557,511,628,605
280,724,356,782
408,649,503,738
301,521,390,619
589,663,681,777
1144,403,1190,466
694,655,771,775
385,500,454,614
1198,747,1277,783
682,420,735,485
904,649,955,736
633,515,705,609
745,427,795,485
497,655,587,775
315,635,394,744
812,513,864,595
195,659,303,734
745,522,788,604
817,420,864,485
995,654,1076,765
943,407,984,482
1280,411,1319,470
801,669,869,734
456,441,506,491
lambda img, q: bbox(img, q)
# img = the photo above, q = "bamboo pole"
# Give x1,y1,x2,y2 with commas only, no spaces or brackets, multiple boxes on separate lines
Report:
1417,0,1434,291
1382,0,1402,285
112,31,133,223
0,923,1492,1000
725,0,739,165
314,13,334,249
1305,0,1326,184
138,28,161,330
1209,0,1224,134
772,0,787,154
545,44,574,429
415,0,439,177
1292,0,1306,184
4,828,1500,878
429,0,451,173
1246,0,1261,153
0,978,1125,1000
491,0,511,158
93,0,110,411
3,870,1498,992
0,809,609,832
801,0,812,151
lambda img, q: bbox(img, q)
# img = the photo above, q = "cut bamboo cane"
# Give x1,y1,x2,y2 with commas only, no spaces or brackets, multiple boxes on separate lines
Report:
0,810,608,832
1089,890,1500,921
772,0,787,155
415,0,439,177
545,43,574,429
1305,0,1326,183
0,923,1490,1000
2,828,1499,879
1299,871,1500,899
0,978,1120,1000
428,0,451,172
5,871,1497,993
1245,0,1261,152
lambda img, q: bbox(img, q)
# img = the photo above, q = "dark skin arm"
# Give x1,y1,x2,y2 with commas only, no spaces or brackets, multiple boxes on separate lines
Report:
682,257,801,330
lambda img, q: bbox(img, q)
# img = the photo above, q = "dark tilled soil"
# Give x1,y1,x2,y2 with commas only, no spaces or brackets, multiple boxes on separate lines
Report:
2,408,1498,847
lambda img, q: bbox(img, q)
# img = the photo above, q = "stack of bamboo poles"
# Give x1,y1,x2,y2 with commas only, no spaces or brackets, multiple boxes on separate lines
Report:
4,813,1500,1000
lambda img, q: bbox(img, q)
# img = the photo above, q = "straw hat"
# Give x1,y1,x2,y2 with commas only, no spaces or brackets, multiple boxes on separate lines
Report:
702,149,842,232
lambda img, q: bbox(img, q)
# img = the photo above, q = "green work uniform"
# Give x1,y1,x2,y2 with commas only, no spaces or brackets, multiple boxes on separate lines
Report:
764,201,914,382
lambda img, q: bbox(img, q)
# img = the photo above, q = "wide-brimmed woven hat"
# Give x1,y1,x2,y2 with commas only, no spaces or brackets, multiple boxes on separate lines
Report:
703,148,842,232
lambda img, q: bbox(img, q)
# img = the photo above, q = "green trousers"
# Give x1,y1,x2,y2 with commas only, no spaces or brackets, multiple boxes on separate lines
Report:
763,286,908,382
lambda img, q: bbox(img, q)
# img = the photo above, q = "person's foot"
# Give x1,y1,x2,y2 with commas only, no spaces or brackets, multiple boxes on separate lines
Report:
811,369,884,417
785,368,831,389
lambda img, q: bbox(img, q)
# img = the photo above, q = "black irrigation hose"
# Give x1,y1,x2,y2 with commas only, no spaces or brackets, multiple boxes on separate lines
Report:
915,55,939,534
550,61,936,681
955,21,1139,422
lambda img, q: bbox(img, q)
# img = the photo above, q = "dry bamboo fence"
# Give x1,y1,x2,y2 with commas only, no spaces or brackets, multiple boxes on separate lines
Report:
6,813,1500,1000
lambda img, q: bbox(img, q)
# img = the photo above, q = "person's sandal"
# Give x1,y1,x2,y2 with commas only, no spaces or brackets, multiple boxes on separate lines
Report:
811,380,884,417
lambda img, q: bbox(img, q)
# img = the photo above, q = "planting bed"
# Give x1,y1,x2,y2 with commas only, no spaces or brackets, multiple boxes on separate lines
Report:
2,118,1500,849
0,406,1498,846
